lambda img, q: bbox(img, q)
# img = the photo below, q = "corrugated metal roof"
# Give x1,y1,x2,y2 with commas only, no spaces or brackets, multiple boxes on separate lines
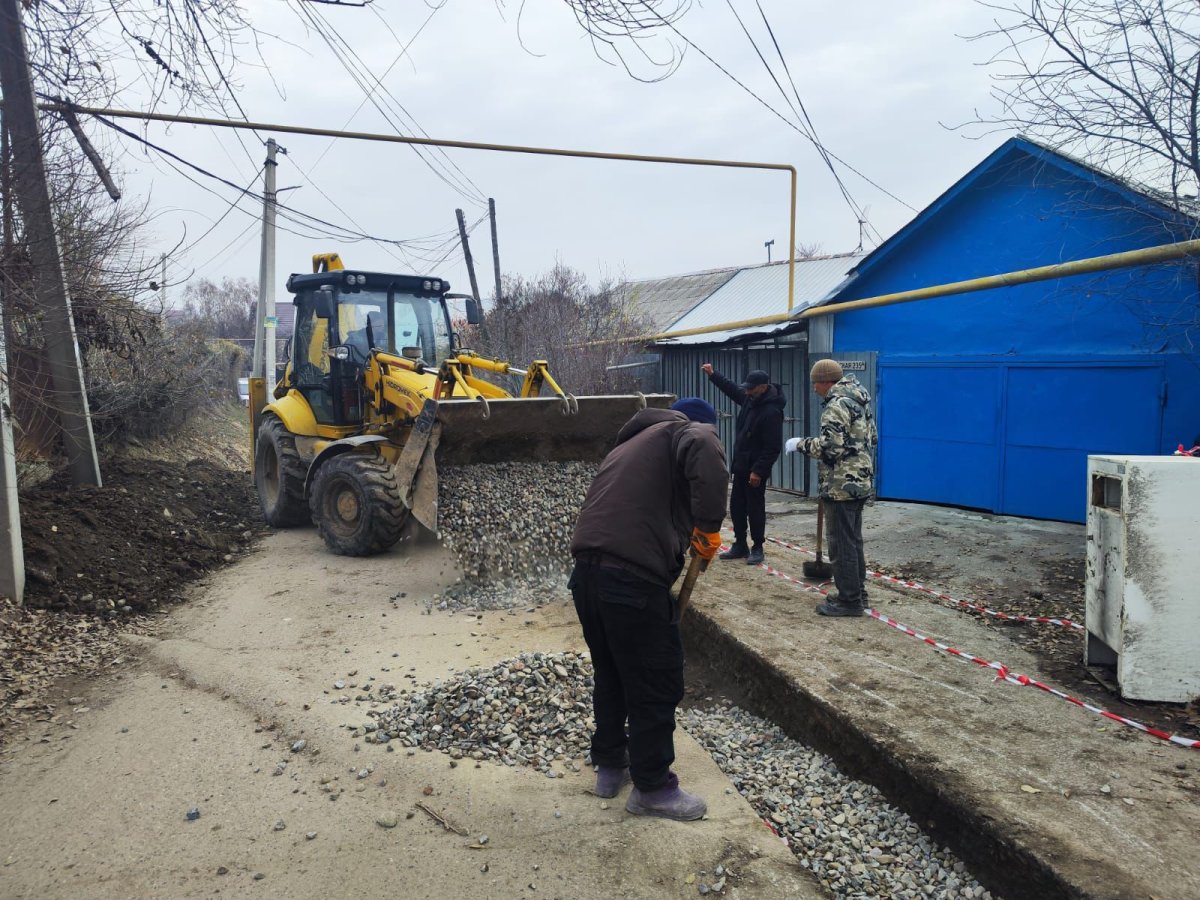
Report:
654,254,863,345
618,267,739,332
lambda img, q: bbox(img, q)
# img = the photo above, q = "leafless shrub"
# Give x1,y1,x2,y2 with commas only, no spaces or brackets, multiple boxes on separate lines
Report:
84,324,244,444
465,264,649,395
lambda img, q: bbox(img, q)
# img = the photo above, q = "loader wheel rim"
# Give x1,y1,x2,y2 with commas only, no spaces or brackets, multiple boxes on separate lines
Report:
333,485,361,523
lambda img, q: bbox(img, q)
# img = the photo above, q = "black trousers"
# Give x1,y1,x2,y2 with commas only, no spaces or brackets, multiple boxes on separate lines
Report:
729,473,767,546
826,498,867,606
569,562,683,791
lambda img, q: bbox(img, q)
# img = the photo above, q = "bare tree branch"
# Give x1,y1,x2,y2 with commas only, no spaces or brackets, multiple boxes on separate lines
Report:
963,0,1200,216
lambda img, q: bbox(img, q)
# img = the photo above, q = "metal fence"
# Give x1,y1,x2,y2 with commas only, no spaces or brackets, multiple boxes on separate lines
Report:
658,337,811,493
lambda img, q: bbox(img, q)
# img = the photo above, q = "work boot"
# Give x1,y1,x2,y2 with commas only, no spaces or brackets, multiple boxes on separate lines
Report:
593,766,631,799
625,773,707,821
746,545,765,565
815,599,865,617
719,541,749,561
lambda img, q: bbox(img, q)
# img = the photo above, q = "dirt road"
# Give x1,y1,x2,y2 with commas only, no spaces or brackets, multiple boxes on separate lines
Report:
0,532,818,899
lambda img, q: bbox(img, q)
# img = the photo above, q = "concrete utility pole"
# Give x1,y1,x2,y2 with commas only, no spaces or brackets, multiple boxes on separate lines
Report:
455,208,481,302
252,138,278,382
488,198,502,304
0,0,101,487
0,306,23,604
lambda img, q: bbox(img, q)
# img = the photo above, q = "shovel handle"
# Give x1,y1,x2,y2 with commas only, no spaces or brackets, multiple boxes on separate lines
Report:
676,553,708,619
814,499,825,562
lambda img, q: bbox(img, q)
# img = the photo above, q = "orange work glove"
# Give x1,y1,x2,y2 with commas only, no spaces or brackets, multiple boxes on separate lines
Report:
690,527,721,561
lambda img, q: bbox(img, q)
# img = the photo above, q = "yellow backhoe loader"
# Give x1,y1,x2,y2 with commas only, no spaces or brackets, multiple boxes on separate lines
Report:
248,253,670,556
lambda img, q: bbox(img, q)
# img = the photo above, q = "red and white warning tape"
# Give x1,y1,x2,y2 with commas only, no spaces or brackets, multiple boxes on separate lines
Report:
716,543,1200,751
763,536,1086,631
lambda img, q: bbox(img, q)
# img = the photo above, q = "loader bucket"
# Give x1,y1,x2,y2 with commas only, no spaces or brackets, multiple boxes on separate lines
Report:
432,393,675,467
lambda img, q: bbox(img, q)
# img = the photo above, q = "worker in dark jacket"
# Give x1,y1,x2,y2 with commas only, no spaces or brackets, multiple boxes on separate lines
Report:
701,364,786,565
569,398,728,821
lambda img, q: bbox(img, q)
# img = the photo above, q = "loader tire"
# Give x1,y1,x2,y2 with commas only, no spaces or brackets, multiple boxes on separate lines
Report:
309,451,408,556
255,416,310,527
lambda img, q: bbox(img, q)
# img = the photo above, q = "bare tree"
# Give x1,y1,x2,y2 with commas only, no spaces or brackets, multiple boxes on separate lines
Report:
468,264,650,394
176,277,257,340
968,0,1200,217
20,0,264,113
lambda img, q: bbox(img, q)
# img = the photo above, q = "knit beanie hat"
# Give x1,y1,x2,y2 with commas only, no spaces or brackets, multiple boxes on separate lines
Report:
670,397,718,425
810,359,844,384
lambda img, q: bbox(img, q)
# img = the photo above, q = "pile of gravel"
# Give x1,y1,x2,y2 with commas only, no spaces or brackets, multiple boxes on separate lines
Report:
681,702,997,900
364,651,593,777
436,461,596,610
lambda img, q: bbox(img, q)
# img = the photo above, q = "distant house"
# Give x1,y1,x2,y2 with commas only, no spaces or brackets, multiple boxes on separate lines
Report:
617,266,739,334
633,254,866,493
812,136,1200,522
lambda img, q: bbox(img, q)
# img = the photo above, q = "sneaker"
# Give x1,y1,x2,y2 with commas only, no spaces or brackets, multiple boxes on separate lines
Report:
594,765,631,799
746,545,765,565
625,773,707,821
815,600,865,617
719,542,749,561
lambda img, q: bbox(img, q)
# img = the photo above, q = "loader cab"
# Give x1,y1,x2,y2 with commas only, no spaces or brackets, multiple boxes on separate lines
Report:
286,270,453,427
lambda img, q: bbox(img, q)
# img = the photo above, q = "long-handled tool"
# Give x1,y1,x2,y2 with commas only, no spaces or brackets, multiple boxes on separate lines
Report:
676,553,709,619
803,499,833,580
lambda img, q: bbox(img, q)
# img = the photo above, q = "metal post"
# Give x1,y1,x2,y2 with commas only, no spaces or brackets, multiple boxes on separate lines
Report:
0,0,100,486
456,208,481,302
253,138,278,381
0,303,23,604
488,198,502,304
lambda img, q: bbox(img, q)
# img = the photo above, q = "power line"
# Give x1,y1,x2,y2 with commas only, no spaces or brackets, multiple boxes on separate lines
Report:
306,0,446,172
176,166,264,258
291,0,487,206
748,0,892,244
93,113,445,247
636,0,915,217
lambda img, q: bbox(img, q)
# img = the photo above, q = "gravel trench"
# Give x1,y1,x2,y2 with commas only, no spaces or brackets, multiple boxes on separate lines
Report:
426,461,998,898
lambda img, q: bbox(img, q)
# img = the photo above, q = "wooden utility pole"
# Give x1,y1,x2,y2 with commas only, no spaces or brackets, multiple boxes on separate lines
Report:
455,208,481,302
488,198,502,304
0,0,101,487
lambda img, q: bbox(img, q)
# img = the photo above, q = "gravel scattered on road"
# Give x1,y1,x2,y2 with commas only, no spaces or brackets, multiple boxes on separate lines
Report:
359,651,593,777
681,702,998,900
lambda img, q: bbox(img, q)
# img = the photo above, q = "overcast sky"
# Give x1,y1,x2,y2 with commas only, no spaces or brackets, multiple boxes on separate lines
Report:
98,0,1011,307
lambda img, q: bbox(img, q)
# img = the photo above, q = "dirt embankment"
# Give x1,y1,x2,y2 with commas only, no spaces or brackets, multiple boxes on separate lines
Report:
1,403,260,743
20,455,261,613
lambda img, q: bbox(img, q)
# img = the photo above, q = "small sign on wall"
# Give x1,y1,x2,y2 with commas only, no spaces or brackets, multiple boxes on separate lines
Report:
840,360,866,371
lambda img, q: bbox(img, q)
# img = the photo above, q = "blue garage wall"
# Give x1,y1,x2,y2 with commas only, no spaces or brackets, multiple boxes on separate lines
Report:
828,138,1200,521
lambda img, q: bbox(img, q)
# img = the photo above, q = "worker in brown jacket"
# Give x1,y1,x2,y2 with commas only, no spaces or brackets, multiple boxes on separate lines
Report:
570,397,728,820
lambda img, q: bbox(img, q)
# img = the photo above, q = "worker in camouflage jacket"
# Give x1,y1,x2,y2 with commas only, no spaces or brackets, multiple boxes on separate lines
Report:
786,359,877,617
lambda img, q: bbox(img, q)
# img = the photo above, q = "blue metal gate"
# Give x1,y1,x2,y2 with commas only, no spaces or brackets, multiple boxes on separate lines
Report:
878,360,1165,522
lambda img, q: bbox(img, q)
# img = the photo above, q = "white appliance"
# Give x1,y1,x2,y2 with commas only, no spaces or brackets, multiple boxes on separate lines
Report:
1086,455,1200,702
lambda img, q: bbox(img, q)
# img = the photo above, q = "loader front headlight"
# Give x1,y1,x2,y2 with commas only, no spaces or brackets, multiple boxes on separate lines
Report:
329,346,351,361
422,280,432,290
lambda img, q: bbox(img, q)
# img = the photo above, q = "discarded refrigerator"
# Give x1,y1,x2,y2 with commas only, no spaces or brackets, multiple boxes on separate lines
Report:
1086,455,1200,702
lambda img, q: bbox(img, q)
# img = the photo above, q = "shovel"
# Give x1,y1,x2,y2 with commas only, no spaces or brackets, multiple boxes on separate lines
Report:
675,553,710,620
802,499,834,580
